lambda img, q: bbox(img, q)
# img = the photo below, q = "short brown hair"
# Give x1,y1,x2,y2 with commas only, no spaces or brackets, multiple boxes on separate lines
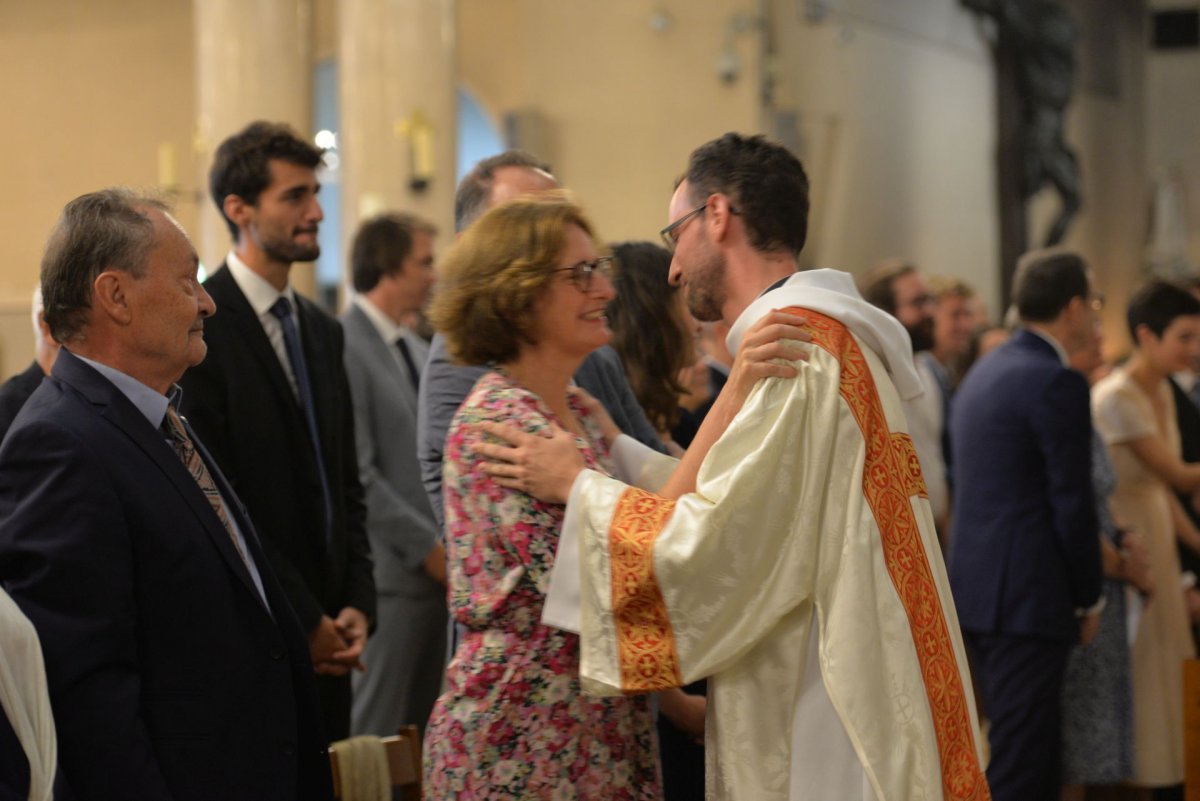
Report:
41,188,169,343
429,193,601,365
209,121,324,240
350,212,437,293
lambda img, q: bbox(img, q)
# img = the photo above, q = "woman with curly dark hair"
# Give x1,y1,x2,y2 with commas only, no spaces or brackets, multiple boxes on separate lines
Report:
607,242,706,453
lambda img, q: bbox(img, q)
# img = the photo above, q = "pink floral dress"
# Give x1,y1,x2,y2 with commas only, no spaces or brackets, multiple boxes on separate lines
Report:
423,371,661,799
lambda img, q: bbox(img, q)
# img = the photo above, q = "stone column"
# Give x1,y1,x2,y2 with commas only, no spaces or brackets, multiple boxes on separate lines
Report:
194,0,317,296
338,0,457,267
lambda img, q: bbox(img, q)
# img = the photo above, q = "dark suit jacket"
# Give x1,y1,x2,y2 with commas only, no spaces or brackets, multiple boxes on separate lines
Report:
949,328,1102,640
178,265,375,634
0,350,331,801
0,360,43,443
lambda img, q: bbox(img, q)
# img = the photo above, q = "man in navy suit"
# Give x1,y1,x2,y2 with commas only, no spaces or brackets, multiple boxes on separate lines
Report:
0,189,331,800
950,249,1103,801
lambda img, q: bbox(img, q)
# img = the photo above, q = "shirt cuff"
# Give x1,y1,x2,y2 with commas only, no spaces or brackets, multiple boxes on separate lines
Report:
1076,596,1107,618
541,470,591,634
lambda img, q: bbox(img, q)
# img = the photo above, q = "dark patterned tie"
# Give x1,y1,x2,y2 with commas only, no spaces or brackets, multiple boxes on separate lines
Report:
395,337,420,389
163,405,247,565
269,296,334,544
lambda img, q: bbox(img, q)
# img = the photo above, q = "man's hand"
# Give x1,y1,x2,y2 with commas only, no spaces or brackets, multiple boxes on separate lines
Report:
472,422,584,504
424,542,448,586
1079,611,1101,646
331,607,368,673
309,615,351,676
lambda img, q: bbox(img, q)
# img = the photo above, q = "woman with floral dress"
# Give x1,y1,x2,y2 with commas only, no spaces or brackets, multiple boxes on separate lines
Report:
423,195,805,799
423,196,656,799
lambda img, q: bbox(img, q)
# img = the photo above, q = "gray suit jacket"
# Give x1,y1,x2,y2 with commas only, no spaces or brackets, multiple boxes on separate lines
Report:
340,304,440,598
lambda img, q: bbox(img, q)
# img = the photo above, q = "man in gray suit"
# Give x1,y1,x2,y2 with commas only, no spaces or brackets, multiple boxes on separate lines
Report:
341,212,446,736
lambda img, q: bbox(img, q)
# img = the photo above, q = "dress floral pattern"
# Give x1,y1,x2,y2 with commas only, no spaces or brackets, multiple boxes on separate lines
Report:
423,370,661,800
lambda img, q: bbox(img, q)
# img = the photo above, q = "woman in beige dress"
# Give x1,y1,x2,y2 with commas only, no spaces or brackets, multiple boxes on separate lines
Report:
1092,279,1200,791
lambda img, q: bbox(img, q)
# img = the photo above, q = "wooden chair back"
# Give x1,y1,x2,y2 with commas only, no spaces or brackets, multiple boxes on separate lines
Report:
329,724,422,801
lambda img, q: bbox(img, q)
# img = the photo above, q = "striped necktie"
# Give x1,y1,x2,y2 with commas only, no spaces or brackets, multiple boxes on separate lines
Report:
163,405,247,565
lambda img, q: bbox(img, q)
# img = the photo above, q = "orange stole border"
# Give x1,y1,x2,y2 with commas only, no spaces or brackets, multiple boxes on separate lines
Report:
794,307,990,801
608,488,683,692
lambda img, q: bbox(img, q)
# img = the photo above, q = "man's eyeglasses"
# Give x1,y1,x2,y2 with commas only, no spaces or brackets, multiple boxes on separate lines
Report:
659,201,741,253
554,257,615,292
660,203,706,252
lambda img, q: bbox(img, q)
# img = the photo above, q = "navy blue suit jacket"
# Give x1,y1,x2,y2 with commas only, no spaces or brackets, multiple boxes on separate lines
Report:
949,329,1102,640
0,350,332,801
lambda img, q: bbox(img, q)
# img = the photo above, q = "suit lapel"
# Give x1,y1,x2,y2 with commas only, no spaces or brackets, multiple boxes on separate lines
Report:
186,418,273,614
205,266,305,420
55,351,267,610
344,304,415,408
294,295,336,458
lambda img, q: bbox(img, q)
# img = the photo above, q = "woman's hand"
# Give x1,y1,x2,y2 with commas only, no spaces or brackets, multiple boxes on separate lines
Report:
1118,528,1154,598
721,309,811,409
657,310,810,500
567,386,621,444
657,688,707,745
472,421,584,504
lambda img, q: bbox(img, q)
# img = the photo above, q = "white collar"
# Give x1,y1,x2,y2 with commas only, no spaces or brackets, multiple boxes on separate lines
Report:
352,294,409,344
225,251,297,317
1025,327,1069,367
726,268,924,401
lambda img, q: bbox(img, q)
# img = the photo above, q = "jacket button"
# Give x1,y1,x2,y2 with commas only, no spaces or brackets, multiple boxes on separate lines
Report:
270,648,284,660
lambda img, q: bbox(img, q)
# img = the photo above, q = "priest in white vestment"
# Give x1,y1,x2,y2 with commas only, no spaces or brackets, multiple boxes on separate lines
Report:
475,134,989,801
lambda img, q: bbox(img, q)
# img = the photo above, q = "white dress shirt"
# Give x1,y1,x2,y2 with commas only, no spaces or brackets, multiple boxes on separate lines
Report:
225,251,302,398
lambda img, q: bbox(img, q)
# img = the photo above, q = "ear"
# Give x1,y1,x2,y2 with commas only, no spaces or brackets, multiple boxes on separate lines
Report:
222,194,252,234
1133,322,1156,349
704,192,736,244
93,270,134,326
35,310,52,339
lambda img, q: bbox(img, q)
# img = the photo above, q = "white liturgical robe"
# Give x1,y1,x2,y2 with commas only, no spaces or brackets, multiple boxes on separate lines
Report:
543,270,990,801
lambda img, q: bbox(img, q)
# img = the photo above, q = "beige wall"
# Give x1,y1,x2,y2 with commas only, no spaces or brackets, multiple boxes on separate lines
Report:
768,0,1000,314
0,0,1165,376
457,0,762,244
0,0,196,377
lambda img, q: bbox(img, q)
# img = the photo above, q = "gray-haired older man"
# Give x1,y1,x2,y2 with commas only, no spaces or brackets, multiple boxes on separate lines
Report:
0,189,331,801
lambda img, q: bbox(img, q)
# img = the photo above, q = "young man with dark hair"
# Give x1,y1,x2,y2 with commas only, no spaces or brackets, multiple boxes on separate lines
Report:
951,248,1103,801
180,120,375,742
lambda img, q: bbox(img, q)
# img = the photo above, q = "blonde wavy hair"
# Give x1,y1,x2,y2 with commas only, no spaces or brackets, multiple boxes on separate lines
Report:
429,193,605,365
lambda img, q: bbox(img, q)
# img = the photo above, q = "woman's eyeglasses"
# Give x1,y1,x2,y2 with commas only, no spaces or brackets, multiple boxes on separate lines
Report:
554,257,615,292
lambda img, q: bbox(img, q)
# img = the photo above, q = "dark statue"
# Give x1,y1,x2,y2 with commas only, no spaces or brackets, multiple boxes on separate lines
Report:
964,0,1082,246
